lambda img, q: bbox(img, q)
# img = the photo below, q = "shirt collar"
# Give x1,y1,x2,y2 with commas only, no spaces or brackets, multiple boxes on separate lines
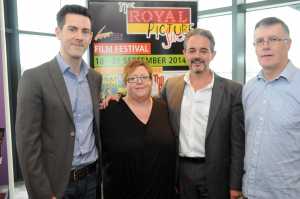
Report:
184,70,215,90
257,60,296,83
280,61,297,82
56,53,89,76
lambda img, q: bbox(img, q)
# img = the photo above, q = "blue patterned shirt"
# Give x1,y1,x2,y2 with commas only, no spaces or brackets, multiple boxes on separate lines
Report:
56,54,98,168
242,61,300,199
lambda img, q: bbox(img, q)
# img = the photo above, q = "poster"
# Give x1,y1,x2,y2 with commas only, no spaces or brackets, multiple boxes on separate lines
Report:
89,0,197,97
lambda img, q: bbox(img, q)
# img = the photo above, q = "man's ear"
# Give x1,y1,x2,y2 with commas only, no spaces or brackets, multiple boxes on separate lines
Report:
212,50,216,59
286,39,292,51
88,31,93,43
55,27,61,39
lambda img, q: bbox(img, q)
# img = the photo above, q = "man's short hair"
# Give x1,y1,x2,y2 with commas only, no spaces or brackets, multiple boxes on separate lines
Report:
56,4,92,28
255,17,290,36
183,28,216,52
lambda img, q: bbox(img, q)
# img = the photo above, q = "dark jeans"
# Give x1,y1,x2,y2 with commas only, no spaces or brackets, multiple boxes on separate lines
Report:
179,158,208,199
63,171,98,199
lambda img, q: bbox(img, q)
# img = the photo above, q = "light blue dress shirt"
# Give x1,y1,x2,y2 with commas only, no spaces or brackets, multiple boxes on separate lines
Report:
242,61,300,199
56,54,98,168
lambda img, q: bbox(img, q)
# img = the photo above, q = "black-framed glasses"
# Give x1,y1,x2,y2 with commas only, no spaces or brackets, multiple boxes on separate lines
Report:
253,36,289,47
127,75,151,83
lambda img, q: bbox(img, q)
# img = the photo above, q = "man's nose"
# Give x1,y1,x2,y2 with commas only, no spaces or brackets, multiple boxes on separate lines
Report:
262,40,271,46
74,31,84,39
261,41,272,49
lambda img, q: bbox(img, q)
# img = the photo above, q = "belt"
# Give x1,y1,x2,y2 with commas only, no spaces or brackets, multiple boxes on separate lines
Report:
69,162,97,182
180,156,206,163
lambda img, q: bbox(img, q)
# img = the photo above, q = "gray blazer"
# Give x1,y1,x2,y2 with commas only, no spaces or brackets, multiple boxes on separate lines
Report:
161,73,245,198
16,58,102,199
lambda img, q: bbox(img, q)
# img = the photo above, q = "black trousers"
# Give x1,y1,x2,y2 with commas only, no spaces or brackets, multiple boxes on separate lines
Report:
63,171,98,199
179,157,208,199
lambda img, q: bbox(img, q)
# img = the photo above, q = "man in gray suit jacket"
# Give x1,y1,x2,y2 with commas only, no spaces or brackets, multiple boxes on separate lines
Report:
16,5,102,199
161,28,244,199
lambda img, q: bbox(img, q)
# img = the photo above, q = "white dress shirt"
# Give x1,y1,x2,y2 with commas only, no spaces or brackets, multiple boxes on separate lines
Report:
179,71,214,158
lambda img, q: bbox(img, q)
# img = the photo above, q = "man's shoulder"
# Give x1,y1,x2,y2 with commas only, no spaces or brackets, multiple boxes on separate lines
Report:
88,68,102,86
242,76,260,105
22,58,56,79
290,63,300,82
215,74,243,90
168,74,184,80
243,76,258,91
88,68,102,77
165,74,184,85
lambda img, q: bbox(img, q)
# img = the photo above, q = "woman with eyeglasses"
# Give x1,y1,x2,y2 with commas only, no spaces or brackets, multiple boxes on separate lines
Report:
100,59,176,199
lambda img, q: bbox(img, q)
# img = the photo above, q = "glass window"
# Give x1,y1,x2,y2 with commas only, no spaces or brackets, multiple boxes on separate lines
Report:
19,34,60,73
246,5,300,81
17,0,87,33
18,0,89,73
198,0,232,11
19,34,89,73
17,0,60,33
198,14,232,79
60,0,87,7
246,0,265,3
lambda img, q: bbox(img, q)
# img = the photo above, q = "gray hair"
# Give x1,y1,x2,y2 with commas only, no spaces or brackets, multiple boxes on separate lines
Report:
183,28,215,52
255,17,290,36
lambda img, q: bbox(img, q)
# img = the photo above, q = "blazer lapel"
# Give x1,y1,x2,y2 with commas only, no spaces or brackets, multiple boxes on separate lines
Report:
48,58,74,122
173,76,185,136
206,74,224,138
86,71,100,133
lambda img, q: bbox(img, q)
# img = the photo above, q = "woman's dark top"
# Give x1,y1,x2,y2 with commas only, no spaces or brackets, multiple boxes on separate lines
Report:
101,97,176,199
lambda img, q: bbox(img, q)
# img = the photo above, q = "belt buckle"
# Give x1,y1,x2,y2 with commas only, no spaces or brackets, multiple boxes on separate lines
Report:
73,169,78,181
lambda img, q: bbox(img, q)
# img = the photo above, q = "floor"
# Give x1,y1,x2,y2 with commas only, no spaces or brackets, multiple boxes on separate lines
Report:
14,182,27,199
0,182,28,199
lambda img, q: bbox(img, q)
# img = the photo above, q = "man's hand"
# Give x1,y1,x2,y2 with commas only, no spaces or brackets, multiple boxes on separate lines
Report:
51,196,57,199
99,94,121,110
230,189,242,199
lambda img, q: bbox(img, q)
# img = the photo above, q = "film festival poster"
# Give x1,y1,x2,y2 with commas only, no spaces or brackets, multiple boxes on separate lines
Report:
89,0,198,97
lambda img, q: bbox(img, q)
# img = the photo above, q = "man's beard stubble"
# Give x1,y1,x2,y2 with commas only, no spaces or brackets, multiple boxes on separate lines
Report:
191,58,208,74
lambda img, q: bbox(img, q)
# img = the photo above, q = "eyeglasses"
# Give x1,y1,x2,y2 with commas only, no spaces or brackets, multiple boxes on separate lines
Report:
127,75,151,83
253,37,289,47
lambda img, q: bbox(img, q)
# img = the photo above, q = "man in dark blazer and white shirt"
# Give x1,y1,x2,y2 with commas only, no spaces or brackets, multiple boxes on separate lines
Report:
16,5,102,199
161,28,245,199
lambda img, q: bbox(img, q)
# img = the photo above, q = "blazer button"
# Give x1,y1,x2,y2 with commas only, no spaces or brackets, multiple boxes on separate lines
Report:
70,131,75,137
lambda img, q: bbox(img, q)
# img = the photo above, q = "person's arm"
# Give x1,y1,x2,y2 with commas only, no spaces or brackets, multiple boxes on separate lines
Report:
16,70,53,199
229,84,245,195
99,92,124,109
159,78,168,102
